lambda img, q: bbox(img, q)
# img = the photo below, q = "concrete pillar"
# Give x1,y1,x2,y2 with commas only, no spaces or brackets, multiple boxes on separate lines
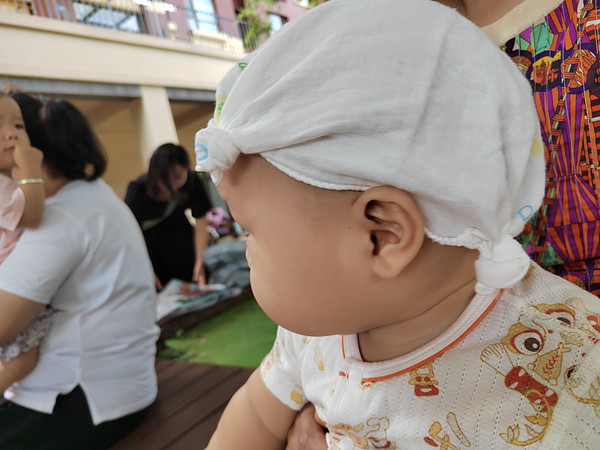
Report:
132,85,179,164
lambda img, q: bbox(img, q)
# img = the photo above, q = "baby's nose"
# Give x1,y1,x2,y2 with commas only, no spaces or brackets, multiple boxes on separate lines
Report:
3,128,17,140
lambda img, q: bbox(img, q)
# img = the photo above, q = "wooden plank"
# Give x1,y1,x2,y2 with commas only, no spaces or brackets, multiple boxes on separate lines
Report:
155,362,214,402
112,364,229,449
155,358,191,384
112,361,252,450
167,406,226,449
151,368,252,449
155,357,177,372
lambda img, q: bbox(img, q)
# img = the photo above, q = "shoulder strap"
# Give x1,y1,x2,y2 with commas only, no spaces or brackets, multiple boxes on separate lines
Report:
141,200,177,231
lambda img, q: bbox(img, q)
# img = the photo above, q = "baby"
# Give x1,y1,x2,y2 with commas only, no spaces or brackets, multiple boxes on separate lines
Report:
195,0,600,448
0,92,48,392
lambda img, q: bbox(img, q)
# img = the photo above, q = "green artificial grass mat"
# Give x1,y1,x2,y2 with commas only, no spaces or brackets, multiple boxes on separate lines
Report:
159,297,278,368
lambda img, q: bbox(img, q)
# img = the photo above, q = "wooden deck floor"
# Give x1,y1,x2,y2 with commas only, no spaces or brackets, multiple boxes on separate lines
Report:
111,359,253,449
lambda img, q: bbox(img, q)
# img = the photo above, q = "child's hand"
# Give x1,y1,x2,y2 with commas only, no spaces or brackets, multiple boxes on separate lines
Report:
12,144,43,182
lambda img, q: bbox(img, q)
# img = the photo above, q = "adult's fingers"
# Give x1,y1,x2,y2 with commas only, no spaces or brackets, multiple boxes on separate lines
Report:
285,404,327,450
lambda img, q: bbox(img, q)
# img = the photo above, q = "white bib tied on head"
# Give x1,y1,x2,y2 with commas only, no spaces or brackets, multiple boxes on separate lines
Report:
195,0,545,294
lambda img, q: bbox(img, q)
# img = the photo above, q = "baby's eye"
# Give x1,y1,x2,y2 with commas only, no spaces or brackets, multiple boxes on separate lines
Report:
15,123,25,130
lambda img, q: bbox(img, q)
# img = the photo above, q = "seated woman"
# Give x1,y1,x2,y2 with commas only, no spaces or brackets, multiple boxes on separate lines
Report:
0,93,159,448
125,143,212,290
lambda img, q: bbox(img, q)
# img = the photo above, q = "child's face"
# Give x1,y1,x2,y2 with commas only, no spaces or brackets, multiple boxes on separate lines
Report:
0,96,30,175
218,155,384,337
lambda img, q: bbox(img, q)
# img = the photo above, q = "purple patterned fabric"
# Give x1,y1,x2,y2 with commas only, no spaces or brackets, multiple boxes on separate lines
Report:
0,307,53,361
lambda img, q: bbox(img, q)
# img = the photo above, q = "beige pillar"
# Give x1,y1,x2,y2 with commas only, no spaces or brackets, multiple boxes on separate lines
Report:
132,85,179,164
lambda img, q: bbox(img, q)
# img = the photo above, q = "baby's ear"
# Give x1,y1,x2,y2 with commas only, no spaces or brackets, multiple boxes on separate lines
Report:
353,187,424,279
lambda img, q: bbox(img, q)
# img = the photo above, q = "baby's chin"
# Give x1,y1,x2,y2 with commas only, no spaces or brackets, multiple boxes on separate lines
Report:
253,288,362,336
269,312,358,337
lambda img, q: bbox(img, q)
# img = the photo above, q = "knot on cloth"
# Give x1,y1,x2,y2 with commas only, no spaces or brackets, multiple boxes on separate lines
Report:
194,125,240,184
472,233,531,294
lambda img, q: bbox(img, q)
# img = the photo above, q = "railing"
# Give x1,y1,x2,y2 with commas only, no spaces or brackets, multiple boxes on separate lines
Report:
1,0,257,51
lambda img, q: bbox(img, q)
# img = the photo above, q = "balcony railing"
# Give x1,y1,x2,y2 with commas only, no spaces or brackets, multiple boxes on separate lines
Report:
2,0,257,52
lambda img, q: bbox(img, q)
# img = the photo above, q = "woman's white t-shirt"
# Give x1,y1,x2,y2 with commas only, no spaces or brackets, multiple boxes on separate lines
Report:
0,179,160,425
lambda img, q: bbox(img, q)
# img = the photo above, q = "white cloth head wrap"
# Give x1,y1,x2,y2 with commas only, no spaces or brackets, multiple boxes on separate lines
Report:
195,0,545,294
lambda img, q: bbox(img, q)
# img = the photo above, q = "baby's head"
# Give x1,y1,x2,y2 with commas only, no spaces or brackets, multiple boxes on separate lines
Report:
0,92,30,176
195,0,544,335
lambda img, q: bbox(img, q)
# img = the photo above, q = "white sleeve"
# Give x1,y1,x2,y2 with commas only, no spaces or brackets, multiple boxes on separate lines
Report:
0,205,84,304
260,326,308,411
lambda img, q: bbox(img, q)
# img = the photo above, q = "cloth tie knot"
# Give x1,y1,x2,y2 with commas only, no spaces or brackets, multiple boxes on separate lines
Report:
474,233,531,294
195,125,240,184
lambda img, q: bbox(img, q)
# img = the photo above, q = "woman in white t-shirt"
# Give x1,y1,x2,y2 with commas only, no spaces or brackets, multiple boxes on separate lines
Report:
0,93,159,449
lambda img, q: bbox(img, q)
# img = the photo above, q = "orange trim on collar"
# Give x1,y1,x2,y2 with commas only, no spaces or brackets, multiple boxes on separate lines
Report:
340,289,504,385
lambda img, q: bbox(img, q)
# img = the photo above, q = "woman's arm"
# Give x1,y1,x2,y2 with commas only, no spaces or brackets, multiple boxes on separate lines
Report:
0,290,44,344
207,369,297,450
193,216,209,285
0,348,38,392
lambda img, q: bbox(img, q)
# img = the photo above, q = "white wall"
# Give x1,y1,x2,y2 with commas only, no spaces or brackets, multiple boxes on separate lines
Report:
0,12,241,90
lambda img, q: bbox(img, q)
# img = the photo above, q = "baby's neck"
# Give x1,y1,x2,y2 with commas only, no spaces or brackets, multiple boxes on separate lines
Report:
358,278,477,362
358,240,479,362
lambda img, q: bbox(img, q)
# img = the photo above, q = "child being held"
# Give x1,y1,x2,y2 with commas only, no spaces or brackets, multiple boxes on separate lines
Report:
0,92,48,392
195,0,600,448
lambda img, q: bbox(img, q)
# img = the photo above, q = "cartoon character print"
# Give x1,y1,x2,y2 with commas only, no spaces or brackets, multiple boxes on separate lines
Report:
260,339,282,374
481,297,600,446
408,363,440,397
327,417,396,449
554,298,600,418
564,366,600,419
315,345,325,371
423,412,471,449
290,384,305,406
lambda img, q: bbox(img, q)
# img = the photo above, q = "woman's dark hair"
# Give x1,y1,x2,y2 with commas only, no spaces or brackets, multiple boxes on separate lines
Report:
40,99,107,180
10,93,107,181
147,143,192,201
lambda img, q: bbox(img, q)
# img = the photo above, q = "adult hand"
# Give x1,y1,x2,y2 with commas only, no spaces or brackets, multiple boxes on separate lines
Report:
154,274,163,292
285,403,327,450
